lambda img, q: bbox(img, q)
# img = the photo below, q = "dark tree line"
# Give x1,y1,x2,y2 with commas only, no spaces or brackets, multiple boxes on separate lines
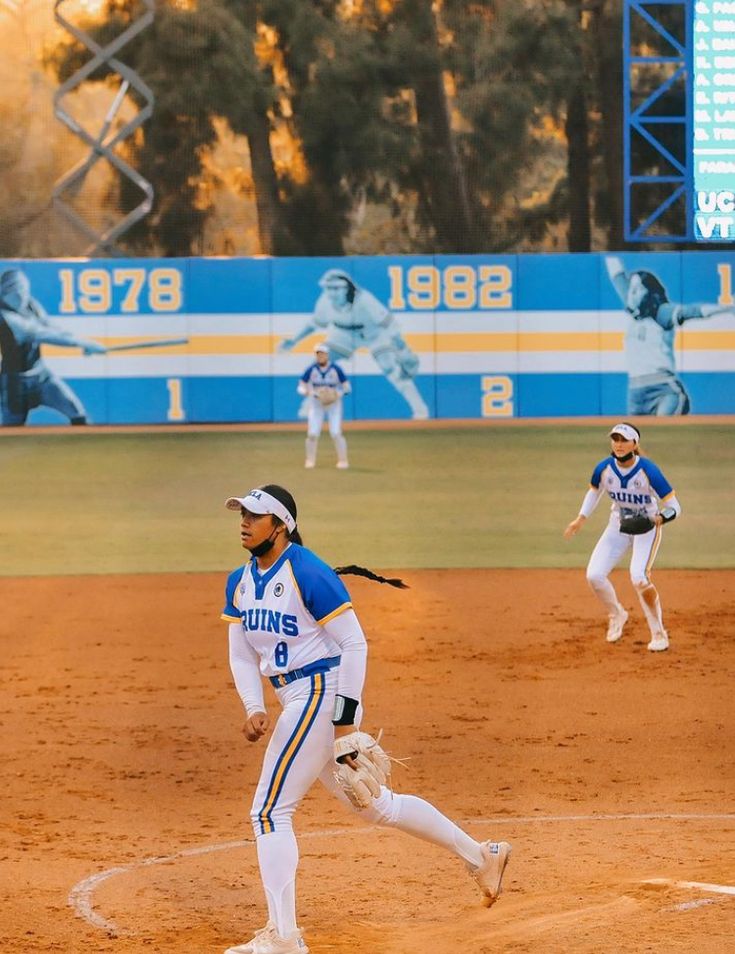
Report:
48,0,631,257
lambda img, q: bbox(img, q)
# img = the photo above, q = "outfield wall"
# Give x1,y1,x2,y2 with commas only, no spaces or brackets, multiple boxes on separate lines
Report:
1,251,734,425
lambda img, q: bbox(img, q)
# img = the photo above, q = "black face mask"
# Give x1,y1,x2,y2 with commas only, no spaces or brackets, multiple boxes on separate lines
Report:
614,449,635,464
248,525,280,558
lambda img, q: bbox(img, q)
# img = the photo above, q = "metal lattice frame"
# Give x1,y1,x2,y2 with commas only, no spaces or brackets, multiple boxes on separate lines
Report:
53,0,155,255
623,0,691,242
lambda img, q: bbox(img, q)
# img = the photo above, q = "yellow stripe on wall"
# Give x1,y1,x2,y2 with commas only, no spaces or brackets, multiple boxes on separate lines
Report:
41,329,735,358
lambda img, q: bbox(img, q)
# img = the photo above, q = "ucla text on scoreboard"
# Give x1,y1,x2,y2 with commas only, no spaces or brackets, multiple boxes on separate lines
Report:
1,252,734,425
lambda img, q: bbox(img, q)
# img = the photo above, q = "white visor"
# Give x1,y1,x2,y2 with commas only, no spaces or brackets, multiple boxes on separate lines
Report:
314,343,329,353
609,423,640,442
225,489,296,533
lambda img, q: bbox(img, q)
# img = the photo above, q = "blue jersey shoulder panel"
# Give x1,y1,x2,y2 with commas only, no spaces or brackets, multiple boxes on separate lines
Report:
590,457,613,487
223,564,247,617
288,545,351,622
638,457,673,498
301,362,317,382
334,363,347,382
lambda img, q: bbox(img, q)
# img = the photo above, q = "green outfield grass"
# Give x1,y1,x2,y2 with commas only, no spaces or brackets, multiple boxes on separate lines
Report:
0,423,733,575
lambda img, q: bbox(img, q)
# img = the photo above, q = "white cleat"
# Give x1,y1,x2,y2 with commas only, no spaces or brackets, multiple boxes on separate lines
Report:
336,460,349,469
225,924,309,954
471,840,512,907
304,460,316,469
647,630,669,652
606,605,629,643
224,921,275,953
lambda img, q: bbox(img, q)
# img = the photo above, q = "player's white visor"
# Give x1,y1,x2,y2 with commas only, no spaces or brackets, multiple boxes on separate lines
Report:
609,423,640,442
314,343,329,353
225,489,296,533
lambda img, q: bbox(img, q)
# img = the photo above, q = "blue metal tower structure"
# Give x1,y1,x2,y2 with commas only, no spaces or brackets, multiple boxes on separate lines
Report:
623,0,691,242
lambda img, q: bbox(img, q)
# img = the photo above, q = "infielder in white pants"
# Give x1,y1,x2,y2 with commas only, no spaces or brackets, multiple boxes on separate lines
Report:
298,343,349,469
221,484,511,954
564,422,681,652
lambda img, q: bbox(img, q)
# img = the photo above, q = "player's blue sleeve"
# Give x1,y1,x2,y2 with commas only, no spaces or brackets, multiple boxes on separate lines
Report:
640,458,673,499
221,565,246,621
289,547,352,625
335,364,347,383
300,364,314,382
589,458,609,488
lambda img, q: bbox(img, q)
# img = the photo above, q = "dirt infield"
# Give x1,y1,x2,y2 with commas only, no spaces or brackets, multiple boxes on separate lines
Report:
2,568,733,953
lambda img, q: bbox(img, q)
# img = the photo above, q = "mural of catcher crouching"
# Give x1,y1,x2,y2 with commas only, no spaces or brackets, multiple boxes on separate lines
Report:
279,268,430,420
0,268,107,426
605,256,733,415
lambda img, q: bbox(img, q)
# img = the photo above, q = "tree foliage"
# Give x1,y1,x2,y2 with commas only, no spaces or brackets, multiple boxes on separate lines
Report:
44,0,633,256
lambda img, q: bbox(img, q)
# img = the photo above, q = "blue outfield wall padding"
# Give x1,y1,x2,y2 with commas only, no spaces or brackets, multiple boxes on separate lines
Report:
1,251,734,427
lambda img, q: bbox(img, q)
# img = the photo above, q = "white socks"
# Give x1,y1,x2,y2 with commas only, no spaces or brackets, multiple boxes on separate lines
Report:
636,582,665,634
256,830,298,937
375,791,484,868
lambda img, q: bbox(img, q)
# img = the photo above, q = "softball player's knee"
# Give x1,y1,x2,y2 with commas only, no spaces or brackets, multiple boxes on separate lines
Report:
356,786,402,826
631,574,652,592
249,802,295,838
586,570,609,591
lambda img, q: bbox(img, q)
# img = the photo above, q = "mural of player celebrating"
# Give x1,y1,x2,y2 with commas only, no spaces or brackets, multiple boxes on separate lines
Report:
279,269,429,420
298,342,350,470
0,268,106,426
605,255,734,416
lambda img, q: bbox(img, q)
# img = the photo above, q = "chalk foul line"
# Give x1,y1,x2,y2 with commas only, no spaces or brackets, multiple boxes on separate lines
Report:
68,812,735,936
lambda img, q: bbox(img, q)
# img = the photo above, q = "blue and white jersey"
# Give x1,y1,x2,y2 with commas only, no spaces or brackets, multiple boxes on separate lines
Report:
590,455,675,523
221,543,352,677
300,361,348,392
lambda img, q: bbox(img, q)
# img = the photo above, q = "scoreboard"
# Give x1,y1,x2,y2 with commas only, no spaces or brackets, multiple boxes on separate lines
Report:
692,1,735,241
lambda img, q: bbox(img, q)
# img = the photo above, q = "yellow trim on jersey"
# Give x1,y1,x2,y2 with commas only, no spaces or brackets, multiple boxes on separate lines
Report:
317,601,353,627
645,524,663,578
661,490,676,502
258,672,325,833
221,613,241,623
286,560,305,609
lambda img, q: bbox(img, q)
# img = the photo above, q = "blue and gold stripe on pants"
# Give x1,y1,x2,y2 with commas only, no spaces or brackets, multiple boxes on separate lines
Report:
256,672,325,835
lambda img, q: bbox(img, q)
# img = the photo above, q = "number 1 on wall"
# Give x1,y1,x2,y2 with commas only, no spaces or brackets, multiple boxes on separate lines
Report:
166,378,186,421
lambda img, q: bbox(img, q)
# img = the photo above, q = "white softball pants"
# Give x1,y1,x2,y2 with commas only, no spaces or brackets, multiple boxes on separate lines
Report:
586,520,665,635
248,669,484,937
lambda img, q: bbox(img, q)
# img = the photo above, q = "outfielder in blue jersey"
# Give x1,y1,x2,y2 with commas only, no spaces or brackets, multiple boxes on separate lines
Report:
564,422,681,652
221,485,512,954
297,342,349,469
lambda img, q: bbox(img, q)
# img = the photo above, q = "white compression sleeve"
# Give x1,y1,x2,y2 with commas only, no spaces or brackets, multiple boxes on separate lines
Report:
321,608,367,702
228,623,266,716
579,486,604,518
662,494,681,518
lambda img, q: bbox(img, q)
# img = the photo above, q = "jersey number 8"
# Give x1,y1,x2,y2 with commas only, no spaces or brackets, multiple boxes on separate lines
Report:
274,641,289,668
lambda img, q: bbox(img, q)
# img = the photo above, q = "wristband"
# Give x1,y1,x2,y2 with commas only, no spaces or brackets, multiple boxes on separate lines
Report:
332,694,359,725
659,506,677,524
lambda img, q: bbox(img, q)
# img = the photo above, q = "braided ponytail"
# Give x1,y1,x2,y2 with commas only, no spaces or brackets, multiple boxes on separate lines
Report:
334,564,409,589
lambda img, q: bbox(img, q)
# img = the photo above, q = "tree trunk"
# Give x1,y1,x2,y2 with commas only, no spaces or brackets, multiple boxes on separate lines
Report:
566,85,591,251
593,0,624,249
403,0,475,252
247,107,289,256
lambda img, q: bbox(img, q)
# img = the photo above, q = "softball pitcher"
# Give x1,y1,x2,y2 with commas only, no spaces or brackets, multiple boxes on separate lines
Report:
221,485,511,954
298,343,349,469
564,422,681,652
